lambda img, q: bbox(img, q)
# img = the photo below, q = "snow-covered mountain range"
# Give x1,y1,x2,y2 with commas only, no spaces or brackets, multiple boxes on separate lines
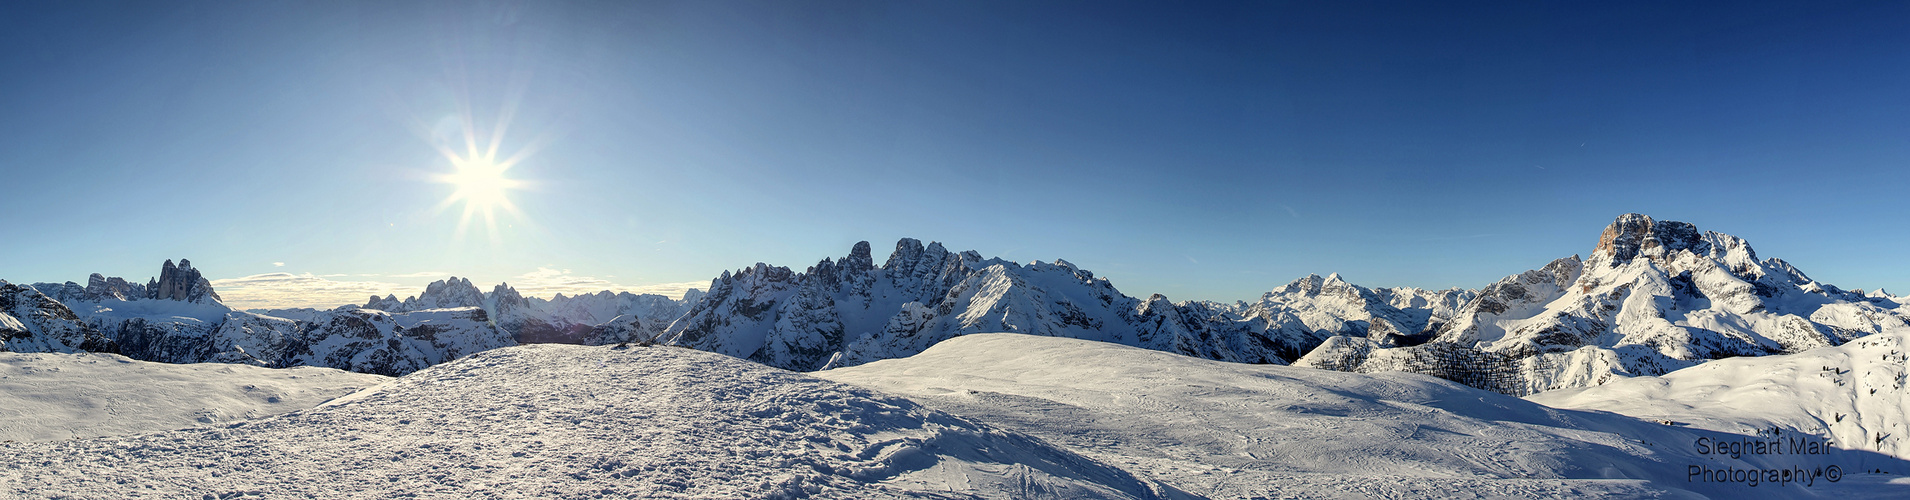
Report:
1297,214,1910,394
6,261,509,375
662,238,1476,372
1,261,704,375
4,214,1903,396
1,280,119,354
359,276,705,345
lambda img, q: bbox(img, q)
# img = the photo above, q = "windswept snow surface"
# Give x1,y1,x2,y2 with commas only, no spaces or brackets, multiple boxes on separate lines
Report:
0,352,387,442
1,344,1179,499
1530,328,1910,461
820,333,1910,499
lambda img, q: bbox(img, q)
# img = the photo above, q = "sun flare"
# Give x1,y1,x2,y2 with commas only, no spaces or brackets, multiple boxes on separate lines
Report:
430,141,529,239
442,158,519,212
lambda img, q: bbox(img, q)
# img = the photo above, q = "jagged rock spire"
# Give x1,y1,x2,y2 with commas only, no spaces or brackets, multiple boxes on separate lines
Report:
148,258,221,303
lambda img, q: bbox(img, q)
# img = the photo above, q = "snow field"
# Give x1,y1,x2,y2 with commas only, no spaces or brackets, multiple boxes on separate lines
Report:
1530,328,1910,462
0,351,387,442
1,344,1177,499
820,333,1910,499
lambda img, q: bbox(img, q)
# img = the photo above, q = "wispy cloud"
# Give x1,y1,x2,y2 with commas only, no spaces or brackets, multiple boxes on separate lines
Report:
210,273,421,310
1280,204,1300,218
619,281,711,299
211,269,710,310
383,271,452,278
504,268,706,299
272,262,285,267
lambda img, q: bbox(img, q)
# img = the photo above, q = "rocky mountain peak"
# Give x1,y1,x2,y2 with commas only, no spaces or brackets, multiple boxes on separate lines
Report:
1538,255,1584,289
842,240,875,273
1271,274,1327,297
1592,213,1706,266
490,283,525,306
411,277,486,310
149,258,221,303
1,280,118,353
84,273,146,301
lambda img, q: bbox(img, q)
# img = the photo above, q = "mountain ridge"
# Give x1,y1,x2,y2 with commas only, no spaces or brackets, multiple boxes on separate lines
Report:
4,214,1904,395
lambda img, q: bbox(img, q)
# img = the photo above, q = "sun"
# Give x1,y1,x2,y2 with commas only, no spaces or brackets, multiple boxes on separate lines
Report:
430,138,529,239
441,157,520,213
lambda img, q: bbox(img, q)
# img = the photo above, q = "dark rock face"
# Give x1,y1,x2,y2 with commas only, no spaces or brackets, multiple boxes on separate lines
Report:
149,259,222,303
1593,213,1708,266
85,274,147,301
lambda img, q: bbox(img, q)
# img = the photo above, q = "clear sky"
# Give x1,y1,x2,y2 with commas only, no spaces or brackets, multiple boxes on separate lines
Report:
3,1,1906,309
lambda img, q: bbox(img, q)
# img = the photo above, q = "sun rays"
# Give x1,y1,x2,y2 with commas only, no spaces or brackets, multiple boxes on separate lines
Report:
426,108,543,243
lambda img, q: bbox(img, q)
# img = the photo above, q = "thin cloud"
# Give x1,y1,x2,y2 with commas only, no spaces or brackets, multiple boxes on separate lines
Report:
272,262,285,267
384,271,453,278
505,267,705,299
212,269,710,310
209,273,422,310
618,281,711,299
1280,205,1300,218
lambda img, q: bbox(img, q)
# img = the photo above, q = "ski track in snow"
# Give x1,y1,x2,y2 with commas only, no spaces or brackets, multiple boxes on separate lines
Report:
1,344,1173,500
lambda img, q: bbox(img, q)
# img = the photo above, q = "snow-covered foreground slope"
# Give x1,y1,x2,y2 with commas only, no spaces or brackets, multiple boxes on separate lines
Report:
1531,328,1910,461
1,343,1182,499
821,334,1910,499
0,352,387,442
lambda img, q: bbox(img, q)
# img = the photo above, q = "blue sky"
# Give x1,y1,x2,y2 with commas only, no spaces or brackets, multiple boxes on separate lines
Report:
3,1,1906,308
